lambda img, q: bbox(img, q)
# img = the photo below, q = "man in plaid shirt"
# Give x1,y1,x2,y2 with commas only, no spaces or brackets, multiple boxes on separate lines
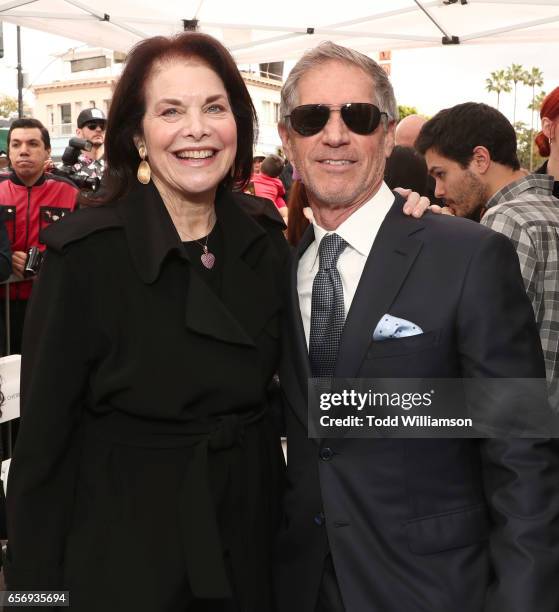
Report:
416,102,559,409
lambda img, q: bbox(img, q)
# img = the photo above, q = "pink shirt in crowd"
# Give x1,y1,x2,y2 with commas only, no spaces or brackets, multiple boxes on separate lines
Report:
251,173,286,209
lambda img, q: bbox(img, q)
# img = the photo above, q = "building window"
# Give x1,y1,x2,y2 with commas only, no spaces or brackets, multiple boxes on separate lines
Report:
262,100,271,123
60,103,71,124
46,105,54,128
59,103,72,136
89,100,96,108
261,101,280,125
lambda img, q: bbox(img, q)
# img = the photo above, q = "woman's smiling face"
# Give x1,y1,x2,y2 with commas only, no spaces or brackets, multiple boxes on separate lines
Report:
139,58,237,203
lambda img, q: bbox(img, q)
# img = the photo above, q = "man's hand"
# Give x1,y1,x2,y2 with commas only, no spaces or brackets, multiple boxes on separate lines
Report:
396,187,455,218
420,204,455,216
303,207,314,223
12,251,27,279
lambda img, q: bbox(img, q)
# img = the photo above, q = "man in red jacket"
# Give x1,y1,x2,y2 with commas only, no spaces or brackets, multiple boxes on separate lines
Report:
0,118,78,354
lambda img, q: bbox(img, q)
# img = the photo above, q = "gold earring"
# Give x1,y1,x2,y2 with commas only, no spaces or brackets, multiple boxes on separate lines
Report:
137,144,151,184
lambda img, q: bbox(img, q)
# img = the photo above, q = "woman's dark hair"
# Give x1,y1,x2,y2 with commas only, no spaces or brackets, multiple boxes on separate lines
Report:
384,146,428,196
91,32,257,204
286,180,310,246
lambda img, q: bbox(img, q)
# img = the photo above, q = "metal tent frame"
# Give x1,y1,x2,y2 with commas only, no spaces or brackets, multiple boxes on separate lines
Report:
0,0,558,62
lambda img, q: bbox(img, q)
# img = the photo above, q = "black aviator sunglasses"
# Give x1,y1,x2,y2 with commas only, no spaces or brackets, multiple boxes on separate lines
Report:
285,103,388,136
83,122,106,131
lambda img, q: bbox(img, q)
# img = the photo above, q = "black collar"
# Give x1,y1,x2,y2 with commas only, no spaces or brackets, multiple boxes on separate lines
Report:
8,170,47,187
117,181,267,285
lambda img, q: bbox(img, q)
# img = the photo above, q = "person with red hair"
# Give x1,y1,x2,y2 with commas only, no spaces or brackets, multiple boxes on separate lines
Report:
535,86,559,198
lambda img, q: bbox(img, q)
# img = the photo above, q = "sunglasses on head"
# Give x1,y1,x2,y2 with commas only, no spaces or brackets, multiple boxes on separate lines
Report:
286,103,388,136
84,122,105,131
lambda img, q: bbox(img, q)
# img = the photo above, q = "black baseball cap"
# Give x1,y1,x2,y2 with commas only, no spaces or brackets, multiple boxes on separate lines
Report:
77,108,107,128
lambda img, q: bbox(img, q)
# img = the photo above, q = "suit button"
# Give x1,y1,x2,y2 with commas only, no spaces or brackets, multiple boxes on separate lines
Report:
314,512,325,526
320,447,334,461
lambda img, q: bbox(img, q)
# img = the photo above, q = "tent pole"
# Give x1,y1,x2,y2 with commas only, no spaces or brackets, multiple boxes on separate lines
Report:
0,0,37,12
413,0,456,41
16,25,23,118
461,14,559,41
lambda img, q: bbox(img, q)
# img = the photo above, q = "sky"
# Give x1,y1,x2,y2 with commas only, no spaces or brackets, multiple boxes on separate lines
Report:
0,23,84,100
1,21,558,130
391,42,559,128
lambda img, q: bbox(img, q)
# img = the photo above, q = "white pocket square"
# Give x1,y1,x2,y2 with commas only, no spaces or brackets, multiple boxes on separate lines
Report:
373,314,423,341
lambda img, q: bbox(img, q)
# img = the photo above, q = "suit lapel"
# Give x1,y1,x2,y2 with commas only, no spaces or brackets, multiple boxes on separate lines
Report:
334,197,424,377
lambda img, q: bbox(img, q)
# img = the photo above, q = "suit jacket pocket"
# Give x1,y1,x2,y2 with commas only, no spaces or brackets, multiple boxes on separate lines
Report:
404,504,490,555
367,329,441,359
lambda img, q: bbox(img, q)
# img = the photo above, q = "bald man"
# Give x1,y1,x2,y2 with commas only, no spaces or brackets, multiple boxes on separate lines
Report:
395,114,427,147
394,113,444,204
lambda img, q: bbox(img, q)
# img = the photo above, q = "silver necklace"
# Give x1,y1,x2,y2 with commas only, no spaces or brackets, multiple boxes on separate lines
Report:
182,216,216,269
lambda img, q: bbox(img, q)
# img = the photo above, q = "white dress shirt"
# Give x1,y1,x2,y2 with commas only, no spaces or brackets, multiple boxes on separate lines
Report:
298,181,395,348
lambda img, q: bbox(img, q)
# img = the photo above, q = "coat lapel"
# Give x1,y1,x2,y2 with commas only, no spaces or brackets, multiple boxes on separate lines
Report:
119,183,281,348
334,196,424,377
283,225,315,429
184,272,256,346
216,190,282,345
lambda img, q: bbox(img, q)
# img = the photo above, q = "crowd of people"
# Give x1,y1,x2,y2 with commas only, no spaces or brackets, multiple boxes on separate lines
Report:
0,29,558,612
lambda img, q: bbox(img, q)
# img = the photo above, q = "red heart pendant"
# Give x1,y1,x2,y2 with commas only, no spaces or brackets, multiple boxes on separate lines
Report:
201,251,216,269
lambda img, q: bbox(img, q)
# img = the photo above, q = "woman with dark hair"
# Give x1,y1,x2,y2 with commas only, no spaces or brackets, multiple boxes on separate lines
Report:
5,32,287,612
286,180,310,247
535,86,559,198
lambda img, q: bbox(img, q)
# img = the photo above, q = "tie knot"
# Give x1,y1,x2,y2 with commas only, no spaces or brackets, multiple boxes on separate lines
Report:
318,233,347,271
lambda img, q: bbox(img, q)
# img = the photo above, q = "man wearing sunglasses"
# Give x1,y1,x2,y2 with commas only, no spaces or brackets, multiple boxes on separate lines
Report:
276,42,559,612
74,107,107,182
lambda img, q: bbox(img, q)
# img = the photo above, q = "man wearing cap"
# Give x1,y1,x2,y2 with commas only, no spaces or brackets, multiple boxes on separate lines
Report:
74,107,107,181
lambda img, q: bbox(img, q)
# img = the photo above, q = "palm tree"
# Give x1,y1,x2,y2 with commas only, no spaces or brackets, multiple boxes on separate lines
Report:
523,67,545,170
528,90,547,131
506,63,528,125
485,69,511,110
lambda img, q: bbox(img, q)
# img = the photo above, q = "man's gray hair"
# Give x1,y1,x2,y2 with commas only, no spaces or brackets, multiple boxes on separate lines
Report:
279,41,399,129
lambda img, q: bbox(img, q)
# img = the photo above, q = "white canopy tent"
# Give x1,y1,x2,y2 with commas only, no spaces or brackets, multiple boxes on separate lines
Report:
0,0,559,63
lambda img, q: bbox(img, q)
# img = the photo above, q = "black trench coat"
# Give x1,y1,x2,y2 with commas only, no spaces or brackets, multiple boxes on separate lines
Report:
5,182,288,612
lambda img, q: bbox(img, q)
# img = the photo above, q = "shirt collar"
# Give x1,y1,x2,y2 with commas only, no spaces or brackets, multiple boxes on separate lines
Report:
486,173,555,209
310,181,395,263
8,169,47,187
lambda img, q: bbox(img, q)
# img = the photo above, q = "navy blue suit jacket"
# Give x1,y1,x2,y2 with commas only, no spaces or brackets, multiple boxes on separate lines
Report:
276,194,559,612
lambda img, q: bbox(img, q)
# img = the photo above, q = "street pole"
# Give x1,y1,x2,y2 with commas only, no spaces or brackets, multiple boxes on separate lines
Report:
17,26,23,118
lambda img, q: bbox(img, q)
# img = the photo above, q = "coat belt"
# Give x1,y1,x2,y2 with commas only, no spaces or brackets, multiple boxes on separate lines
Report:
84,408,265,599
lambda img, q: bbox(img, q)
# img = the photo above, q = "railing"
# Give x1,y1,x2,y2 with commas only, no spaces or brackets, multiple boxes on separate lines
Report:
48,123,75,138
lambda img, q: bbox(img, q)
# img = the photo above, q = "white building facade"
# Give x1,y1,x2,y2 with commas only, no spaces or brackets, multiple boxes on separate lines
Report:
31,50,283,158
